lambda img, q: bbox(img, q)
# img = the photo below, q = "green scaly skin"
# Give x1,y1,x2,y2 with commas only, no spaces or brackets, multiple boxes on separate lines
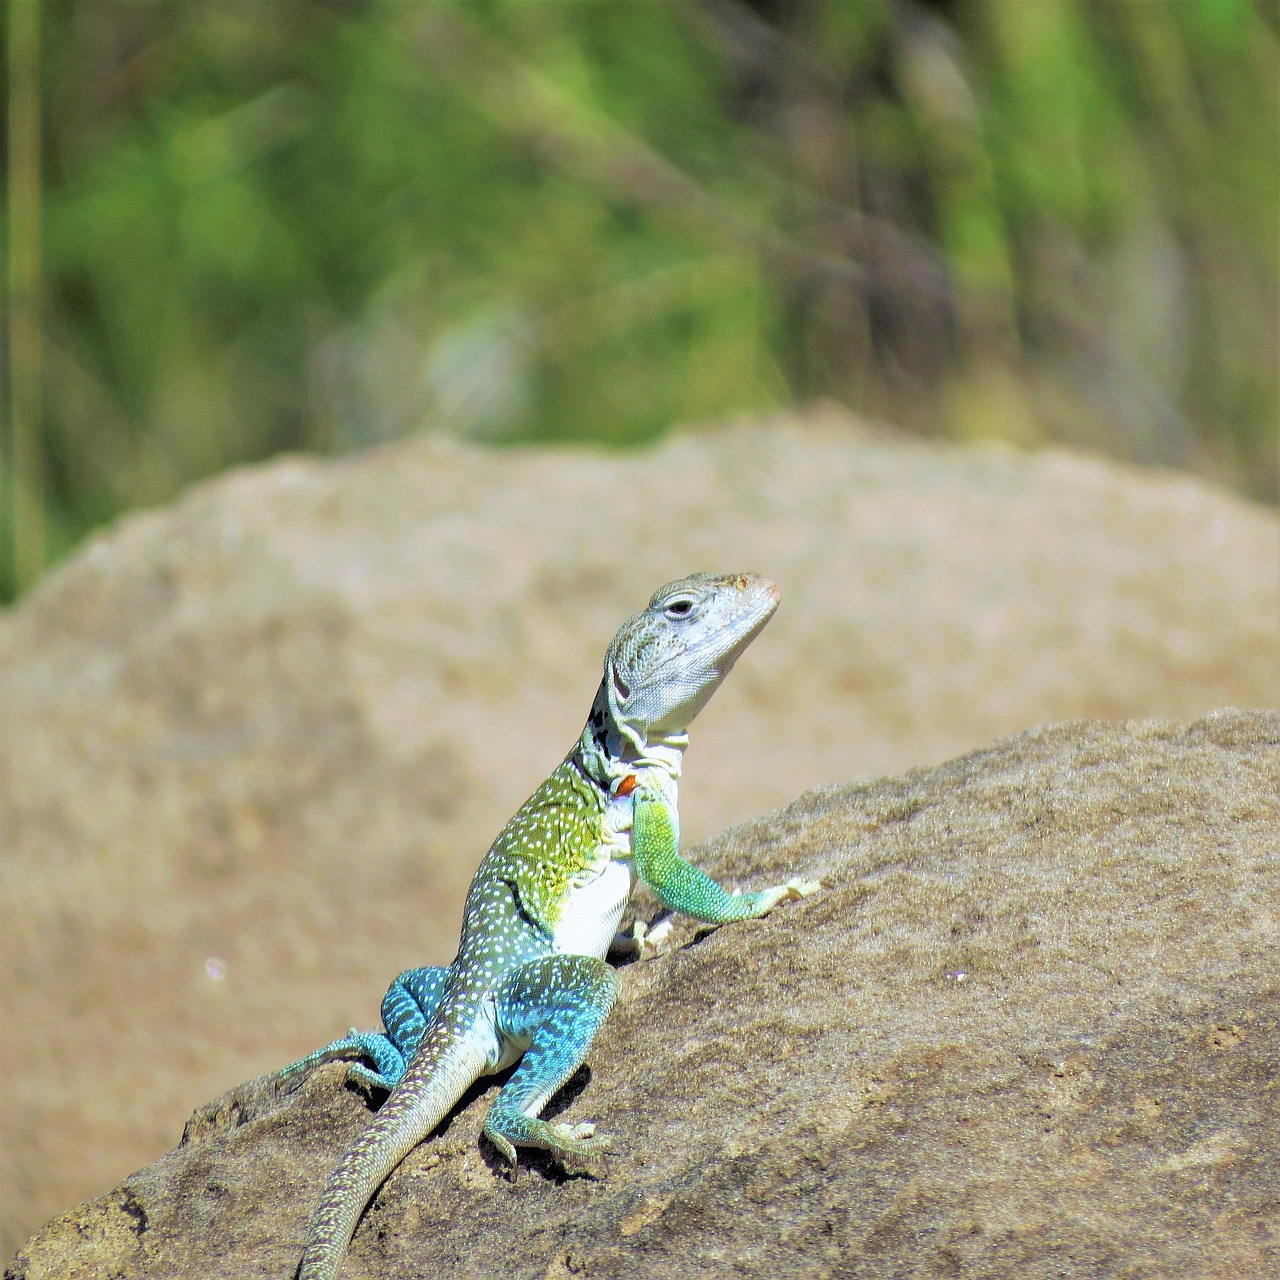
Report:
289,572,819,1280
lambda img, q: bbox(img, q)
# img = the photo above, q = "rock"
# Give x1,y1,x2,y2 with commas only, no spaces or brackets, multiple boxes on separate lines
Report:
1,411,1277,1253
9,710,1279,1279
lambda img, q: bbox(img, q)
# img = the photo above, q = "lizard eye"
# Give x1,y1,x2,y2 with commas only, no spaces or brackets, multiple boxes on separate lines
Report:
663,597,696,620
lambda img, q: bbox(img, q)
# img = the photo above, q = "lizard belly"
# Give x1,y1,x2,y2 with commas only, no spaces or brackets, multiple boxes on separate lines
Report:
552,857,635,960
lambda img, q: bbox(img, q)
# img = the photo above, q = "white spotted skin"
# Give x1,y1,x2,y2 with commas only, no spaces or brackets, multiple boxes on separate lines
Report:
549,782,639,958
479,758,613,936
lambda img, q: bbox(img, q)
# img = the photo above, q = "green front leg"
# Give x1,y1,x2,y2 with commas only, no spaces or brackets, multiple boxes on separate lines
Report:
632,788,816,925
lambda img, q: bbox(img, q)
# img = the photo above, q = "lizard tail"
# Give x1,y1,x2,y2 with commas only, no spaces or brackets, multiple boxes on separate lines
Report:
297,1017,489,1280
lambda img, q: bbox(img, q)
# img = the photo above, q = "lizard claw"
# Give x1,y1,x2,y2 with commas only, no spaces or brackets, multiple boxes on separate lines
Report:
548,1121,615,1177
781,876,823,900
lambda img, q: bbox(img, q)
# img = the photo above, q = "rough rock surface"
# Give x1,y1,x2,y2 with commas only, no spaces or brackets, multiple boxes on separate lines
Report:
2,412,1277,1252
9,710,1279,1279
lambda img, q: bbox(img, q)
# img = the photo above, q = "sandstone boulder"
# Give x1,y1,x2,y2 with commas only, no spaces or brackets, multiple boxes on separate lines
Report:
9,710,1278,1279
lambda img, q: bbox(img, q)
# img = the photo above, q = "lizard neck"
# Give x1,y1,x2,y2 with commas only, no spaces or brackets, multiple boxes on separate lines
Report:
576,679,687,793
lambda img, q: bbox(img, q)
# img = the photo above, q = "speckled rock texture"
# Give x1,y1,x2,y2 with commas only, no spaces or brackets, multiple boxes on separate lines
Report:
9,710,1278,1279
1,411,1277,1253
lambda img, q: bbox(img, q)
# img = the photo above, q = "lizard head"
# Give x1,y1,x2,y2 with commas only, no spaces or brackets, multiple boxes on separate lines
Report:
602,572,779,746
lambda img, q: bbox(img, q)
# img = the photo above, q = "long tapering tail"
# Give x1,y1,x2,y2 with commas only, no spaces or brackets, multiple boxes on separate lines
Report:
297,1016,489,1280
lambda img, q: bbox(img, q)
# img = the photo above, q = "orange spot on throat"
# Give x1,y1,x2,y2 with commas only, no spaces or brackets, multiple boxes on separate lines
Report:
615,774,637,797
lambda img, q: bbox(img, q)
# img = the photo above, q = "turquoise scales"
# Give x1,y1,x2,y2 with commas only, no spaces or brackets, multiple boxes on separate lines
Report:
282,572,818,1280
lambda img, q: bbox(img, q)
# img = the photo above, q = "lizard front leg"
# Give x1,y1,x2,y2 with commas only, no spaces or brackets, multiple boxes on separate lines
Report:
632,781,818,925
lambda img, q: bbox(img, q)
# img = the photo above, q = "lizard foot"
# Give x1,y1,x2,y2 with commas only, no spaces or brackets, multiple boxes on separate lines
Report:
610,915,676,960
485,1115,616,1180
632,916,676,958
278,1028,407,1091
745,875,824,918
545,1121,615,1178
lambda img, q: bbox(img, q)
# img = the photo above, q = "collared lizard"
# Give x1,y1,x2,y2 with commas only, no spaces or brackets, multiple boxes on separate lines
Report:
281,572,818,1280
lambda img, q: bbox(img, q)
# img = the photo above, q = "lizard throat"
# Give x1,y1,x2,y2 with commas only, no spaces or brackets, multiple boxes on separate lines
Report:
576,691,687,791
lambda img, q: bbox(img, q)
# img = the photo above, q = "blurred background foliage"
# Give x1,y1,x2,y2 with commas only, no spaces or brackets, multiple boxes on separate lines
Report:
3,0,1277,601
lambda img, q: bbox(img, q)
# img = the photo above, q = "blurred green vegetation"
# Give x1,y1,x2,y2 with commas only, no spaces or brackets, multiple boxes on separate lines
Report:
3,0,1277,600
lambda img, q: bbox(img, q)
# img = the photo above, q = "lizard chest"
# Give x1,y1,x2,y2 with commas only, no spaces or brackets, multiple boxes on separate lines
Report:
549,784,635,959
551,855,635,960
488,760,634,952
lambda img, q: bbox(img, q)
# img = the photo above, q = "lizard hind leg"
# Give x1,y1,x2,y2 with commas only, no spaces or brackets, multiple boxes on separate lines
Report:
379,965,451,1059
279,965,451,1091
278,1029,406,1090
485,954,621,1177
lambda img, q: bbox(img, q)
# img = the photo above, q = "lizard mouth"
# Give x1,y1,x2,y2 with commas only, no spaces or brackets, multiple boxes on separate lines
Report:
688,580,778,664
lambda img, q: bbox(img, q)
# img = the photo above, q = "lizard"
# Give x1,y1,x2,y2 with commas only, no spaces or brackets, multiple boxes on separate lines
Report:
281,571,818,1280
